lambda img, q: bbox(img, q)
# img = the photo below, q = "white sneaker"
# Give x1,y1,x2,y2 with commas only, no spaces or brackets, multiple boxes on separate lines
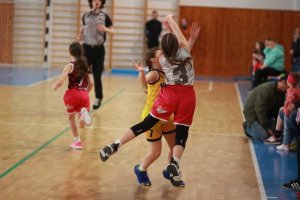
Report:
276,144,289,151
80,107,92,126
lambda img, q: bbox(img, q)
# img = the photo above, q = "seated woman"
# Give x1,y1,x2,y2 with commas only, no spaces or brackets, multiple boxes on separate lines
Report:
253,39,285,88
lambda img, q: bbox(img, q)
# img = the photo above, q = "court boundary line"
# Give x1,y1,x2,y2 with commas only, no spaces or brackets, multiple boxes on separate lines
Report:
0,89,125,180
27,74,60,87
0,120,244,138
235,83,267,200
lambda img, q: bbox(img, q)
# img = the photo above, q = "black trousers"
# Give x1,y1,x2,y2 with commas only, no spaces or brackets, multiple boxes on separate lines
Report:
83,44,105,100
253,67,284,87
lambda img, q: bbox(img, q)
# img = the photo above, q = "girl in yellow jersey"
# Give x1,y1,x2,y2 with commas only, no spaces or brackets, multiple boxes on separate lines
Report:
133,48,176,186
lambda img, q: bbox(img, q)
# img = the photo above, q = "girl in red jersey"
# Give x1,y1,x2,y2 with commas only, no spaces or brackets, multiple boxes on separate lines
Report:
52,42,94,150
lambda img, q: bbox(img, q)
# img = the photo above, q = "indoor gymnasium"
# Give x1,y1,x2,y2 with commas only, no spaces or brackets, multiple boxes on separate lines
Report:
1,0,300,199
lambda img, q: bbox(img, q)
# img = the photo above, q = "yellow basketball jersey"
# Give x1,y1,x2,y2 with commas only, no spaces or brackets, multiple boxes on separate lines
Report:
141,69,165,119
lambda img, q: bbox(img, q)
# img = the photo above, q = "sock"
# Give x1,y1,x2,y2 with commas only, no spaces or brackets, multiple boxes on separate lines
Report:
93,98,100,105
111,139,121,151
115,139,122,148
74,136,81,142
275,130,281,138
171,156,180,167
138,165,146,171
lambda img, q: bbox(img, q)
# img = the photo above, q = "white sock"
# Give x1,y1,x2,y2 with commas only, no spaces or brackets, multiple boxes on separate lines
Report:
138,165,146,171
93,98,100,105
173,156,180,164
74,136,81,142
114,139,122,149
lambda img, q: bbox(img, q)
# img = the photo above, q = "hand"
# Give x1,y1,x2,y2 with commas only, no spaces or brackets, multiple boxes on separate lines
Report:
51,84,57,90
133,61,144,72
190,22,201,40
97,24,106,32
163,19,171,32
77,33,83,41
165,14,174,20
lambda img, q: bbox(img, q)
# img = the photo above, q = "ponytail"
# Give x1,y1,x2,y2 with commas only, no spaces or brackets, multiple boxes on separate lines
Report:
75,56,90,79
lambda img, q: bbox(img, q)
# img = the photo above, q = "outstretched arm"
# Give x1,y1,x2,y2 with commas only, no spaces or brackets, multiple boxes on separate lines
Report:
52,64,72,90
165,14,189,51
187,22,201,50
134,62,147,93
134,62,160,94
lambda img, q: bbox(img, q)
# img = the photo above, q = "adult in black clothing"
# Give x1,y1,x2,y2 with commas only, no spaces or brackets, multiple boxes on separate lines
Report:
77,0,114,109
145,10,162,49
282,107,300,191
291,28,300,72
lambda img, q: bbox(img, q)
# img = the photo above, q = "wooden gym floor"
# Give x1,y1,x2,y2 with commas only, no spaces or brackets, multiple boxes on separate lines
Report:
0,72,264,199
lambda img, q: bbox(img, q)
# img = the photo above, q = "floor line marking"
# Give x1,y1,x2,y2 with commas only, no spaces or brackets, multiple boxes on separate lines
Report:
235,82,267,200
27,74,60,87
0,89,125,180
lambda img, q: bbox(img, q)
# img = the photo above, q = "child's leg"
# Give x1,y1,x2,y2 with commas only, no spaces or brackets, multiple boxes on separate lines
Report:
68,113,79,139
283,116,293,145
277,116,294,151
69,113,82,150
165,125,188,187
119,115,160,146
78,112,85,128
275,107,284,135
134,141,162,186
276,112,283,131
140,141,162,170
99,114,159,161
163,132,175,162
79,107,92,127
173,125,189,161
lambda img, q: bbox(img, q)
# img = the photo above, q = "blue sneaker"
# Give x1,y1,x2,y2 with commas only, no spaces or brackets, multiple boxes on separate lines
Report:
163,169,170,180
134,165,151,186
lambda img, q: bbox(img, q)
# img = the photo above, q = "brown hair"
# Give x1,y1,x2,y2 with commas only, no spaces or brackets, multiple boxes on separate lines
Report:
88,0,106,9
161,33,191,67
69,42,91,79
145,47,159,70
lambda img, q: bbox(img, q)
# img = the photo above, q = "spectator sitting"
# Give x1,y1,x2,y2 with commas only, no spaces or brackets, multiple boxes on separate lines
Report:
253,39,285,88
243,75,288,141
250,41,265,89
291,28,300,72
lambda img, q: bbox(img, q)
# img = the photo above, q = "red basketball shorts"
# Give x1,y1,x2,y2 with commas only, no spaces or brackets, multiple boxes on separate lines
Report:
63,89,90,113
150,85,196,126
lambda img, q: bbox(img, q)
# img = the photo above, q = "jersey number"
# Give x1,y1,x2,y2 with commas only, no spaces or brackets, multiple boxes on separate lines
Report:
173,66,188,84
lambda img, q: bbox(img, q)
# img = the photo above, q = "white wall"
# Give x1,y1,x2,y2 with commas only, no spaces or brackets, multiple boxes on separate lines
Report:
296,0,300,9
180,0,299,10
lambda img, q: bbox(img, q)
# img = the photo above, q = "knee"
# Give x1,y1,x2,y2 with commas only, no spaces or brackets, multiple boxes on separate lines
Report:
150,150,161,159
175,134,188,148
68,114,75,121
175,125,189,148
